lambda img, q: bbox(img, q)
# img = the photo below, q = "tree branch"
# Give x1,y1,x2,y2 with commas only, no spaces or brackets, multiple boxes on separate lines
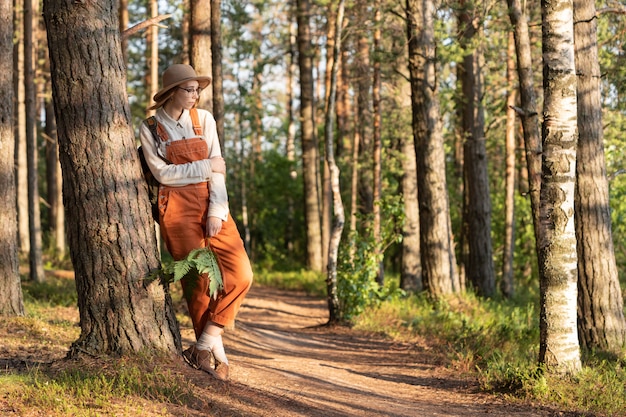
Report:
122,14,172,40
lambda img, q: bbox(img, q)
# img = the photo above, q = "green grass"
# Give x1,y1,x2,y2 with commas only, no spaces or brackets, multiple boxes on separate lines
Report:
4,359,195,416
349,282,626,417
6,270,626,417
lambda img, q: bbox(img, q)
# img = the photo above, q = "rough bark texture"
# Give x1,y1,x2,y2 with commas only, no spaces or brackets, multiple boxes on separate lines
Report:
539,0,581,374
573,0,626,353
458,0,495,297
406,0,458,298
43,0,180,356
190,0,213,112
507,0,543,249
0,0,23,317
297,0,323,272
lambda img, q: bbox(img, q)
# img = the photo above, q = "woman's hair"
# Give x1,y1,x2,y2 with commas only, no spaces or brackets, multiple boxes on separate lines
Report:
148,89,176,111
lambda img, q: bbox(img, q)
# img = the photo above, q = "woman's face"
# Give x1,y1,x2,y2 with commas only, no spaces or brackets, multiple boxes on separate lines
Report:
171,80,201,110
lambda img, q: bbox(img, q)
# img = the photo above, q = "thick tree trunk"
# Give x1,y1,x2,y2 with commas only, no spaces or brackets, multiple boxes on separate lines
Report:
406,0,458,298
539,0,581,374
458,0,494,297
190,0,213,112
297,0,323,272
573,0,626,353
0,0,23,317
43,0,180,356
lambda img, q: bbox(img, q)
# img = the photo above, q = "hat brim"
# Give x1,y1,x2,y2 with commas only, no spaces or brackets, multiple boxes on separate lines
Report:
153,76,212,103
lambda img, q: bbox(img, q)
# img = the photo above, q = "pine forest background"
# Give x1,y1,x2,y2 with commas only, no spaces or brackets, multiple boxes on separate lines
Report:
4,0,626,358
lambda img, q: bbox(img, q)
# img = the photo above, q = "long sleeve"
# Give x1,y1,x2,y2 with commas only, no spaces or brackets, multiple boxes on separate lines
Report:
139,108,229,221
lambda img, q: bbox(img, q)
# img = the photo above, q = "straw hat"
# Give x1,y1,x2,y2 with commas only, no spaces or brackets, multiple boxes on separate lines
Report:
152,64,212,104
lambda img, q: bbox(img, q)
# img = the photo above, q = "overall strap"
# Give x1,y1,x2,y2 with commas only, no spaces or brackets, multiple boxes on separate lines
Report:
145,116,171,164
190,108,203,136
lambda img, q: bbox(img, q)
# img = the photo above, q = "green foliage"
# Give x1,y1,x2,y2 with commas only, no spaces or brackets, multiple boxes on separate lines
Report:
337,197,405,321
159,247,223,297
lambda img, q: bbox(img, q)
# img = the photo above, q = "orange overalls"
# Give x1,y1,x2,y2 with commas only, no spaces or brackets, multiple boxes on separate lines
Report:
156,113,253,339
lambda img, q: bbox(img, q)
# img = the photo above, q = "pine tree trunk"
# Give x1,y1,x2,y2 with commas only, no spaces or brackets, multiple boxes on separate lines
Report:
0,0,23,317
13,0,29,256
406,0,458,297
190,0,213,112
501,31,517,298
211,0,225,146
507,0,542,249
458,0,494,297
45,95,65,258
573,0,626,353
297,0,323,272
43,0,180,356
539,0,581,374
25,0,45,282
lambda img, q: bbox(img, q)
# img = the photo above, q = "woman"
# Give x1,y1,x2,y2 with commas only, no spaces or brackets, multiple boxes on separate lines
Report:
139,64,253,381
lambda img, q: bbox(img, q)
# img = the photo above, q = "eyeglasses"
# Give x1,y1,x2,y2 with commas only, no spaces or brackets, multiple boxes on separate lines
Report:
178,87,203,96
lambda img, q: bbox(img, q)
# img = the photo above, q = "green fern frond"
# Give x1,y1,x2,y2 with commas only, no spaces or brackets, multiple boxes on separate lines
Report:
157,247,224,297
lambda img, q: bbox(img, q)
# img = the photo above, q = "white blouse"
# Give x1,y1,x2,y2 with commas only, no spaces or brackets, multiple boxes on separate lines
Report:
139,107,229,221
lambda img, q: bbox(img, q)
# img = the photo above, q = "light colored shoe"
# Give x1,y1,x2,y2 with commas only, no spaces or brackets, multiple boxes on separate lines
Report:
183,345,229,381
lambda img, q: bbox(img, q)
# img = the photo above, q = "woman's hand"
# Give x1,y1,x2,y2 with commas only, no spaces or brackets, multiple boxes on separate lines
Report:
206,216,223,238
210,156,226,174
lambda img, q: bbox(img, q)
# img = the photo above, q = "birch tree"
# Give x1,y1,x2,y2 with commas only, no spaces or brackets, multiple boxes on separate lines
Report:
538,0,581,374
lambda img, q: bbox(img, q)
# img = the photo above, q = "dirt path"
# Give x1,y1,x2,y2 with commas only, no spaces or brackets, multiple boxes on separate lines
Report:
176,285,576,417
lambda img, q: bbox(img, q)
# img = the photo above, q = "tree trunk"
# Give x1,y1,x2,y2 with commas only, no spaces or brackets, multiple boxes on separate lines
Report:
400,90,421,293
43,0,180,356
0,0,23,317
501,31,517,298
45,92,65,258
406,0,458,298
507,0,542,250
372,5,383,285
190,0,213,112
297,0,323,272
458,0,494,297
538,0,581,374
211,0,225,147
573,0,626,353
146,0,158,116
25,0,44,282
286,9,297,253
13,0,29,256
119,0,128,63
356,13,373,218
324,0,345,324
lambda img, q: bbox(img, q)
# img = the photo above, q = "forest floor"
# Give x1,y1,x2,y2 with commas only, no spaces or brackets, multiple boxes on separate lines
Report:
1,277,592,416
